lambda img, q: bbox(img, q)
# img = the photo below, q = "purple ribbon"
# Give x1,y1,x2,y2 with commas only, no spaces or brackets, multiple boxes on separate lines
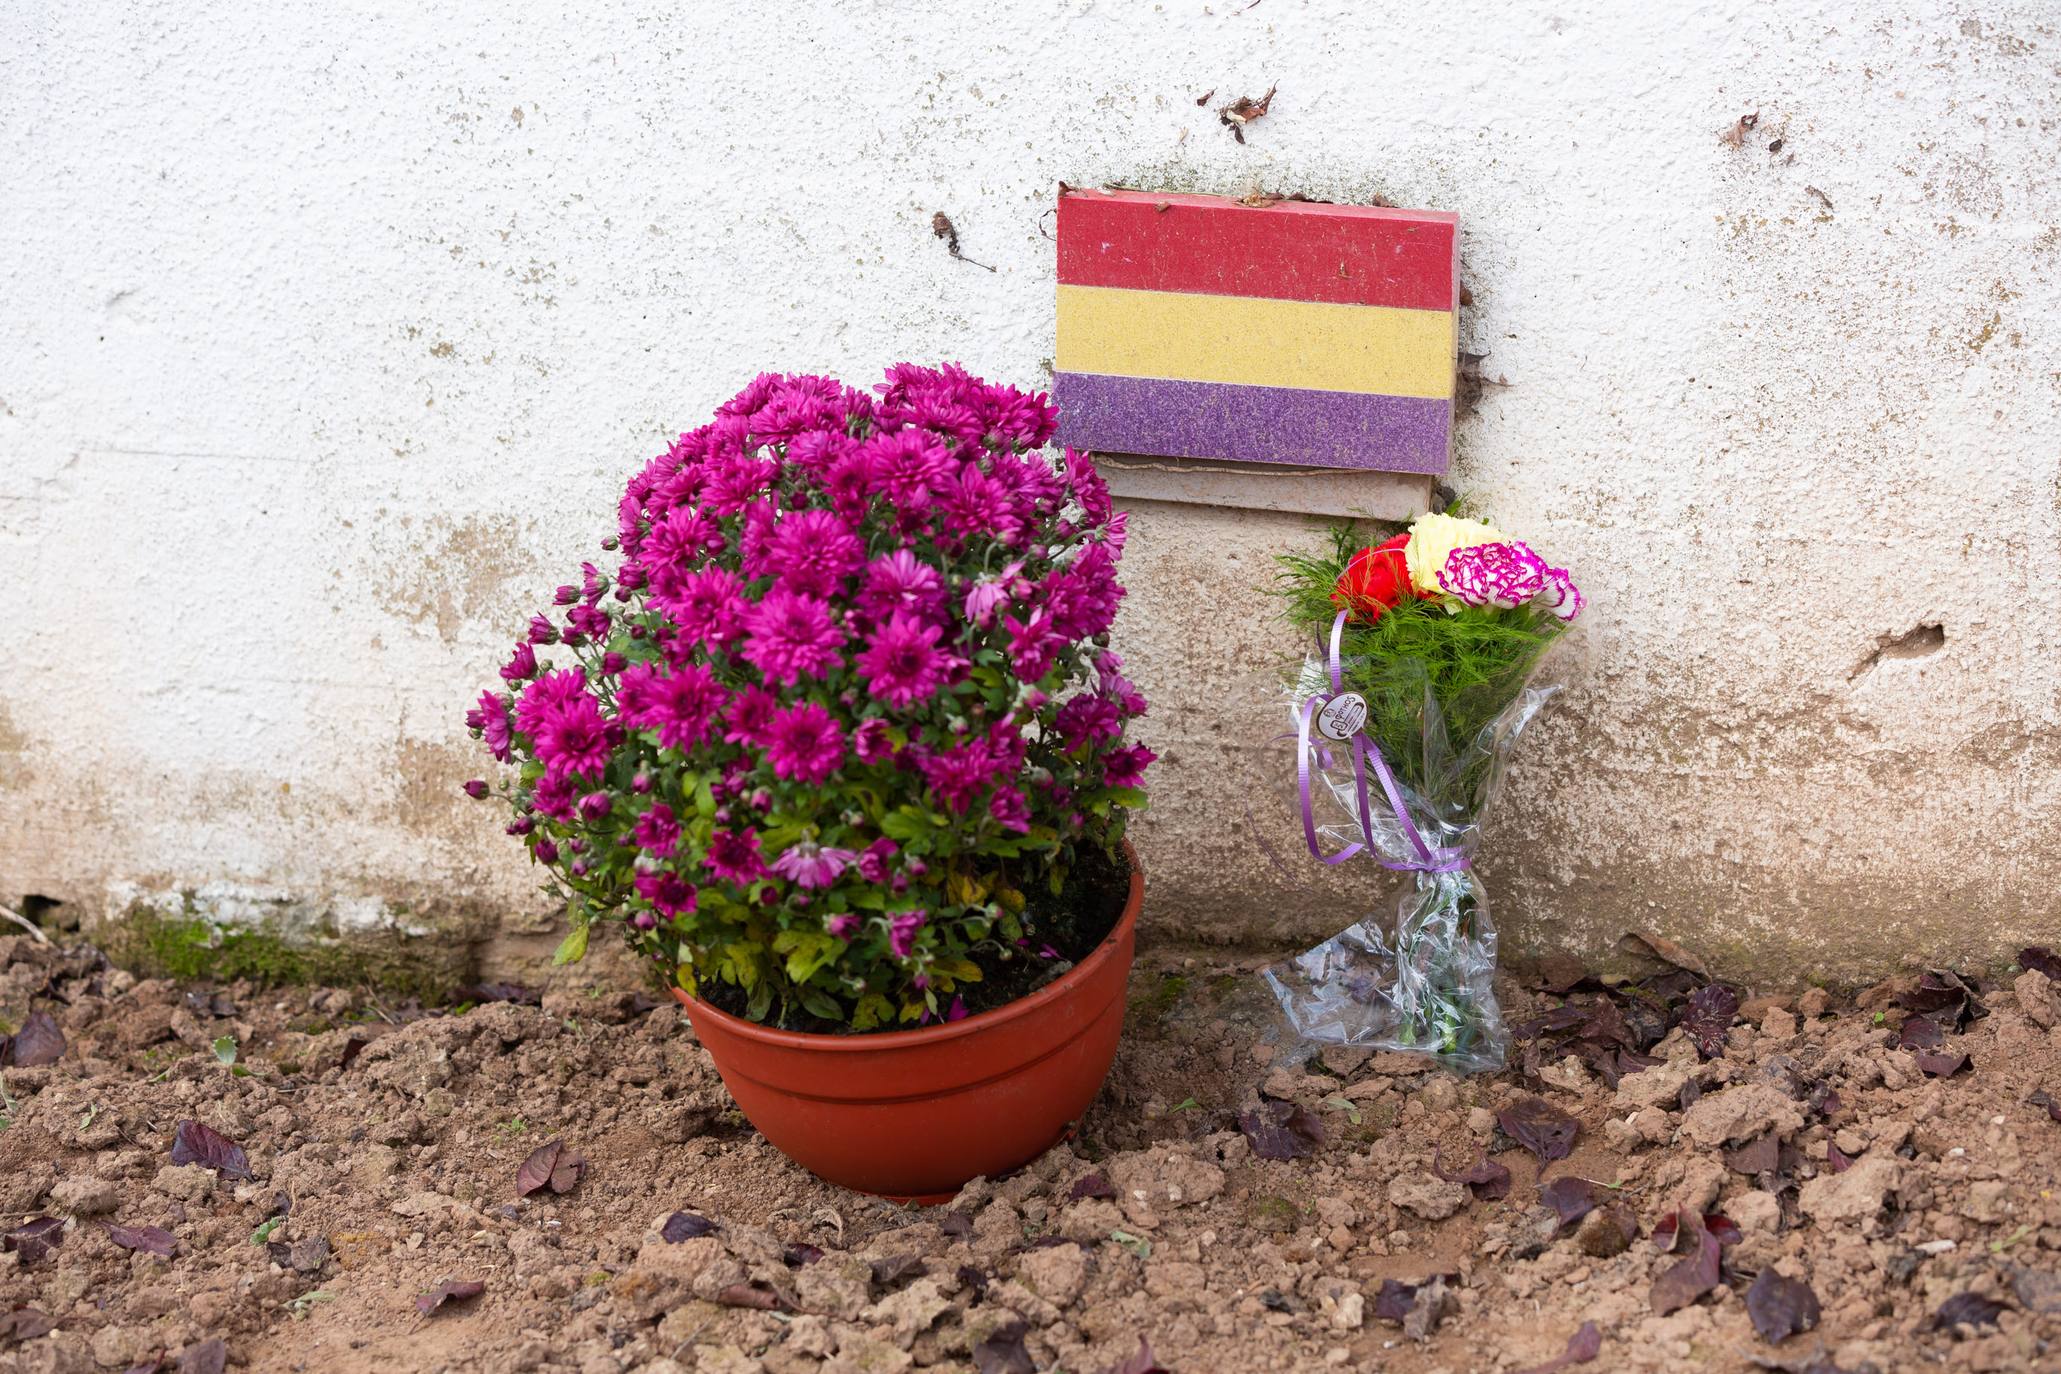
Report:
1296,610,1470,875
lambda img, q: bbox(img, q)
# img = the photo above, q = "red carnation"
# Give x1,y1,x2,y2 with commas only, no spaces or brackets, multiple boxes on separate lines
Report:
1331,533,1414,623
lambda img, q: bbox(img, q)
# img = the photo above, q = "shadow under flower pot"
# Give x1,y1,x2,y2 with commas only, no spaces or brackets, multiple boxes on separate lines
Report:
671,843,1143,1202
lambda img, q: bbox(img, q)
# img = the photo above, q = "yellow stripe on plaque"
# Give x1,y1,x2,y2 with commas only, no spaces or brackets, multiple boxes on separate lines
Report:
1054,284,1457,401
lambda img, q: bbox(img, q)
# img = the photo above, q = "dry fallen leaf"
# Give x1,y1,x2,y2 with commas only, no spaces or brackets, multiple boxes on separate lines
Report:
1720,110,1760,147
416,1278,485,1316
515,1139,585,1197
1622,930,1712,979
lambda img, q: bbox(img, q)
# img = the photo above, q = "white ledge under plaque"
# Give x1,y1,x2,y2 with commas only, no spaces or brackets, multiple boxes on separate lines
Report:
1096,453,1434,521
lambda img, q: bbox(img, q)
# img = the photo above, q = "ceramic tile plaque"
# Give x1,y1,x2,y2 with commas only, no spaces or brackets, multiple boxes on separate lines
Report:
1053,189,1458,511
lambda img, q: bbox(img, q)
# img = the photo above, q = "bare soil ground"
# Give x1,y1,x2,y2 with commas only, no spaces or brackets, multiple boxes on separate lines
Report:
0,931,2056,1374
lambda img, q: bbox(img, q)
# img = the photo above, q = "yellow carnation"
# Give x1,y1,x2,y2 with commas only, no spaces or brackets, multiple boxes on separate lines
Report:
1404,513,1507,598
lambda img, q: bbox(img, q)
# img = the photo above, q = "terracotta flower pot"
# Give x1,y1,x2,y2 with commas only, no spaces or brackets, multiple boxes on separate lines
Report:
671,847,1142,1202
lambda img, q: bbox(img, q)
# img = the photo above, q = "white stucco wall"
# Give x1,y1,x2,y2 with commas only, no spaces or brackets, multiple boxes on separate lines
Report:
4,1,2057,980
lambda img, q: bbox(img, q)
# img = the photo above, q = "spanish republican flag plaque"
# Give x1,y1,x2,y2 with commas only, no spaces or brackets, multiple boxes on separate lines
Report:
1053,189,1458,477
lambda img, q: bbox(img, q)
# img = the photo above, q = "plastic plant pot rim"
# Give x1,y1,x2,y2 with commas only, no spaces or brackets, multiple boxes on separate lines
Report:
675,841,1142,1052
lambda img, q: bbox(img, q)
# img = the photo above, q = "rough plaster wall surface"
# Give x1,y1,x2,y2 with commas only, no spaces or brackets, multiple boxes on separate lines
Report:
3,1,2058,982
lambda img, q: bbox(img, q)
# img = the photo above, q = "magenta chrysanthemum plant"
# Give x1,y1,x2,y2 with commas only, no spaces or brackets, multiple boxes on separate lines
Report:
464,365,1153,1029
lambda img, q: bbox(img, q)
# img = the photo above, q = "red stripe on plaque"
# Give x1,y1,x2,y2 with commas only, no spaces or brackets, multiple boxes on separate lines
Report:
1057,190,1457,313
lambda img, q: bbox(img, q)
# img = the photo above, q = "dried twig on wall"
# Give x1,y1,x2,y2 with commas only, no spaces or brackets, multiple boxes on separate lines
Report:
931,212,996,272
1218,84,1277,144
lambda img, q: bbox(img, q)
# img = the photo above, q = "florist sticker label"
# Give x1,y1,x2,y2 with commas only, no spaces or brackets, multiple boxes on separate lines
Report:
1053,189,1458,474
1316,692,1369,742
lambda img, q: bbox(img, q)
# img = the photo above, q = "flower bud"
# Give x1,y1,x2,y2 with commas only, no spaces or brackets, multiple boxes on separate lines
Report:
579,791,612,820
566,837,585,853
554,585,578,606
631,911,656,931
505,819,533,836
602,652,628,675
570,860,589,877
631,772,653,794
462,780,489,799
601,536,620,551
534,839,559,864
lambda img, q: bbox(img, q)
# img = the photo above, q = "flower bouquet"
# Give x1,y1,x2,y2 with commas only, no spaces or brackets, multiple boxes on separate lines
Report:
1264,513,1583,1071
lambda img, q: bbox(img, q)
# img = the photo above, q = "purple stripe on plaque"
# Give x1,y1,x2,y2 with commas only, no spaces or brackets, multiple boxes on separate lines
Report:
1052,372,1452,475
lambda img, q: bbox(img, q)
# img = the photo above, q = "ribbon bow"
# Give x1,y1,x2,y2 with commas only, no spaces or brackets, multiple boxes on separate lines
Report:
1296,610,1470,874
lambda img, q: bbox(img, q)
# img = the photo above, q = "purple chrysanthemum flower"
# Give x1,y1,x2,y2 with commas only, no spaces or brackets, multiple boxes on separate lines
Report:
864,429,957,507
1437,541,1549,610
766,509,863,599
1103,509,1129,556
1099,669,1148,718
635,870,697,917
764,702,846,783
651,562,743,643
500,641,538,683
855,612,957,709
534,693,614,782
526,615,560,646
857,837,899,883
619,662,725,751
740,588,845,686
723,687,779,747
1054,694,1122,750
1045,543,1124,639
1103,743,1157,788
856,550,946,625
530,774,576,821
705,827,767,883
771,839,859,889
514,667,589,736
633,803,681,855
1064,448,1111,525
962,559,1024,628
888,910,928,959
939,466,1021,543
699,454,780,514
852,716,897,765
785,429,853,475
1538,566,1584,622
823,447,879,517
917,738,1004,814
1003,609,1068,681
988,787,1030,834
475,691,513,762
639,506,721,577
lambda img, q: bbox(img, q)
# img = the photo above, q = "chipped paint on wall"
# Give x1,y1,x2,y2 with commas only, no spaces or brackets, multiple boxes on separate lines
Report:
2,1,2057,983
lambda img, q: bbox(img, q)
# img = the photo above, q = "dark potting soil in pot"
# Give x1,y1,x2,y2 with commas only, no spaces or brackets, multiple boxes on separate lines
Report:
697,843,1133,1034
